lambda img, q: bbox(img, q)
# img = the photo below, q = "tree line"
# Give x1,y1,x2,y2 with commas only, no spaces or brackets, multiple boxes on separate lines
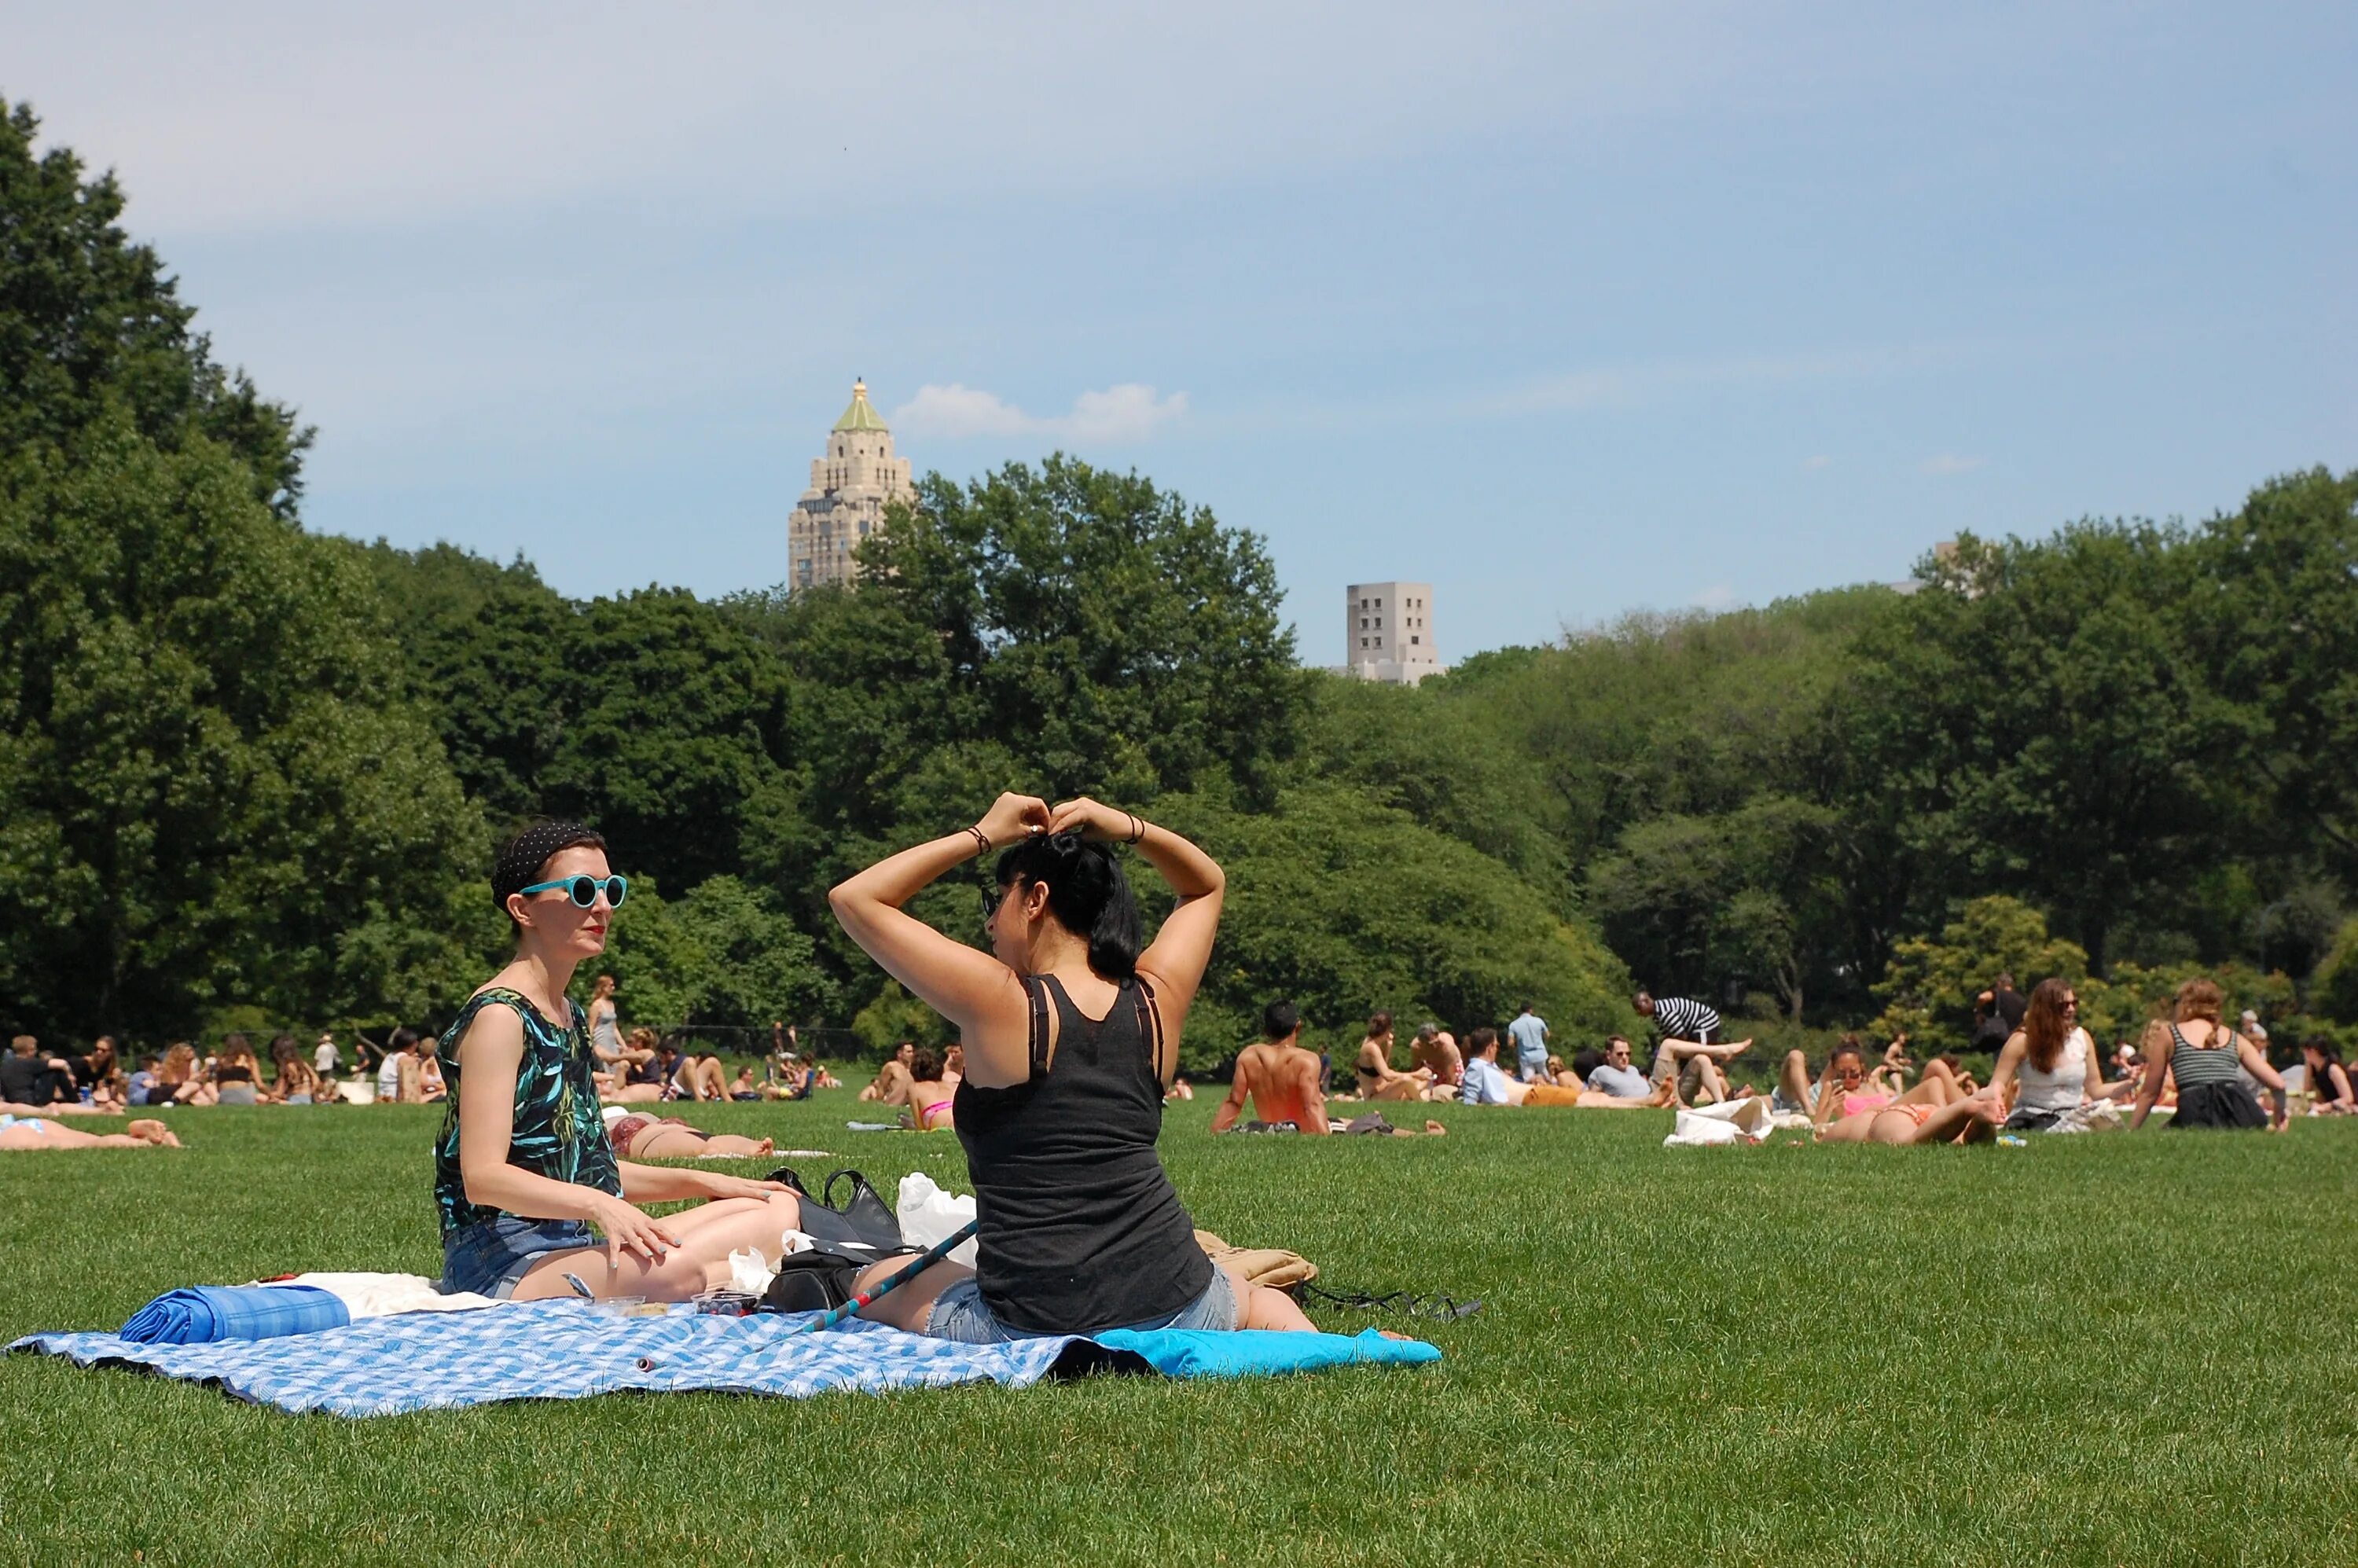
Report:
5,98,2355,1064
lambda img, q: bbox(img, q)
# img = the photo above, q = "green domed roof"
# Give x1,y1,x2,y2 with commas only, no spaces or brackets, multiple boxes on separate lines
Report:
833,379,887,432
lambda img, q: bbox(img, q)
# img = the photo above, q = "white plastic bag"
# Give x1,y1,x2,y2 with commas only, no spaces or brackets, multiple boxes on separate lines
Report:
897,1173,979,1266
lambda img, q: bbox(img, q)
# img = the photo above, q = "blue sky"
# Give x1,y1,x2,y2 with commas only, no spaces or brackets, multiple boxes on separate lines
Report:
15,2,2355,658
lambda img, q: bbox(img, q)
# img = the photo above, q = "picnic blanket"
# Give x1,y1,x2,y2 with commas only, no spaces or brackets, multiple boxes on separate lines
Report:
11,1300,1439,1417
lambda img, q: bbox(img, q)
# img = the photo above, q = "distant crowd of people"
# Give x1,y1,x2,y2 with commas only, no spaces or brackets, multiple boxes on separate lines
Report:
1203,972,2352,1141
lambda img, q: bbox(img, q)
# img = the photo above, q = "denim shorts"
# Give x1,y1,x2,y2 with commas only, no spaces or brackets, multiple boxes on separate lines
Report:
440,1214,597,1299
926,1262,1240,1345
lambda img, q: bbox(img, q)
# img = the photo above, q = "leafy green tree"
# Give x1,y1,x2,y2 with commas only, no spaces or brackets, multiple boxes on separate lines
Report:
861,457,1308,806
597,876,827,1031
0,418,484,1040
1841,527,2225,971
0,100,310,514
1869,895,2089,1052
2196,467,2358,882
1155,783,1636,1067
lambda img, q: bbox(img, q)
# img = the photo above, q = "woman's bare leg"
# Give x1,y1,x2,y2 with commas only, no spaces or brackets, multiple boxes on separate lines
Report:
1779,1051,1814,1104
511,1192,804,1302
850,1257,973,1332
637,1125,775,1159
1221,1262,1315,1331
1895,1074,1954,1109
2,1118,178,1150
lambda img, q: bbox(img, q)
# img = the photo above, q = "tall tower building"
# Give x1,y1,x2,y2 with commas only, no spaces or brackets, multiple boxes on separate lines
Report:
789,380,916,589
1344,582,1441,685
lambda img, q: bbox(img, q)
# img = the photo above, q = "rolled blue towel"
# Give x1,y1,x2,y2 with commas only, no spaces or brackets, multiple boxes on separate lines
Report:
119,1285,349,1345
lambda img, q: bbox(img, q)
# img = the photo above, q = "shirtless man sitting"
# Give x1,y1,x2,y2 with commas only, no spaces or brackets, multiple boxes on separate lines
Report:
858,1041,917,1104
1408,1023,1463,1100
1212,1001,1328,1136
1354,1012,1434,1102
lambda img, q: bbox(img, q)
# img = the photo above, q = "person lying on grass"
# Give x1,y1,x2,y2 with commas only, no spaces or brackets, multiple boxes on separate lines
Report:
828,792,1317,1341
1212,1000,1330,1135
1777,1035,1967,1120
600,1104,777,1160
1573,1038,1680,1107
1985,979,2135,1131
434,820,800,1304
1810,1041,2003,1144
1460,1030,1604,1106
1,1114,181,1151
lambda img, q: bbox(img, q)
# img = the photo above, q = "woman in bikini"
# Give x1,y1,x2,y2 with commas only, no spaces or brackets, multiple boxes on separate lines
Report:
433,820,802,1302
2131,978,2286,1131
828,792,1317,1341
1353,1013,1434,1102
601,1105,777,1159
885,1047,958,1130
1812,1041,2003,1144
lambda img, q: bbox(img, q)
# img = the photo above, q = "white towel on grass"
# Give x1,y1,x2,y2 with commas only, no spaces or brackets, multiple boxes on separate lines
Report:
1663,1096,1773,1147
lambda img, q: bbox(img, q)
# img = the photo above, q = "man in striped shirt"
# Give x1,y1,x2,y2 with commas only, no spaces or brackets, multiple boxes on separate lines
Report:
1634,990,1753,1098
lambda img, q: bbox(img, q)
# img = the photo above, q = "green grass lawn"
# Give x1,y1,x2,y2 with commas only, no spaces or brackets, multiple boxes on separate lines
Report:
5,1094,2356,1566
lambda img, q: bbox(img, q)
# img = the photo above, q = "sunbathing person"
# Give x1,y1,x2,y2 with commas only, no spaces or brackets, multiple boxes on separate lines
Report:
2,1114,181,1150
2304,1038,2355,1114
828,792,1316,1339
435,820,801,1302
883,1046,958,1130
601,1104,777,1159
1579,1037,1680,1107
858,1042,917,1104
1211,1000,1328,1134
1809,1042,2000,1143
1355,1012,1434,1102
1460,1030,1590,1106
1409,1023,1464,1097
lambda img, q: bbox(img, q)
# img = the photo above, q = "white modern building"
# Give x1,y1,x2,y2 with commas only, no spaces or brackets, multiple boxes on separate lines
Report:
789,380,916,590
1344,582,1442,685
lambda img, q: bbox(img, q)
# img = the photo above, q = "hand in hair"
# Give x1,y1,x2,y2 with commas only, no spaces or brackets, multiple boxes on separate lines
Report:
1048,797,1140,844
975,793,1052,849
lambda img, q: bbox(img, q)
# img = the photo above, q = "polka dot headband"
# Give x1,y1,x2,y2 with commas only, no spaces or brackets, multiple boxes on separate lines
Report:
492,820,604,912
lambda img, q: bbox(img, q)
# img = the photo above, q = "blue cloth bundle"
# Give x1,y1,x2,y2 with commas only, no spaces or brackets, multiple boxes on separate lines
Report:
118,1285,350,1345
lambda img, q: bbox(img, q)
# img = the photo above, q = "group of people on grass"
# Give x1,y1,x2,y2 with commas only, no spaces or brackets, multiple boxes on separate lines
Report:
18,784,2352,1363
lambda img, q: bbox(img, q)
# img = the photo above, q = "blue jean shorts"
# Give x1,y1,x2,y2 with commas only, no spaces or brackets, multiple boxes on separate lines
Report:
440,1214,597,1299
926,1262,1240,1345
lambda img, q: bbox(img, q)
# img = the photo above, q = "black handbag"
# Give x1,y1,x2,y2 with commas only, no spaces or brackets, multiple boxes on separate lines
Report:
762,1166,911,1258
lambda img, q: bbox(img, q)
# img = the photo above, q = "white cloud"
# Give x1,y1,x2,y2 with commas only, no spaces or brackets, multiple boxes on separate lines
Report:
1921,453,1986,475
892,384,1188,445
1804,454,1833,470
1692,584,1738,610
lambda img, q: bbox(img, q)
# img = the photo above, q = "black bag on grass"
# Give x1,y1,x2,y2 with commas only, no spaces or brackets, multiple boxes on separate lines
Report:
760,1245,872,1314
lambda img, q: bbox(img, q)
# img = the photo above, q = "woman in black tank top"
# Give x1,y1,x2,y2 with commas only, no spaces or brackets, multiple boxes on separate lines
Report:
829,792,1317,1341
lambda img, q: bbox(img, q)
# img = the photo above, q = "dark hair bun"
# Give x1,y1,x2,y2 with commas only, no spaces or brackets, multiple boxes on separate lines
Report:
993,831,1143,978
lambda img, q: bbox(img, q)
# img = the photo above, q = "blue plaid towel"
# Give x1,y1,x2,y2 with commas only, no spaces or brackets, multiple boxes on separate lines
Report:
118,1285,348,1344
10,1301,1438,1417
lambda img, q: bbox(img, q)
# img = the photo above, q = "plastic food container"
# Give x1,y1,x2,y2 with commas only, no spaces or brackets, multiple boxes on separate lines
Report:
694,1289,758,1316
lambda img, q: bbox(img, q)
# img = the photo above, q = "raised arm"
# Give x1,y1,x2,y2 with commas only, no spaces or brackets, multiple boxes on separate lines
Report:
1049,798,1226,1030
2234,1034,2289,1128
828,794,1049,1072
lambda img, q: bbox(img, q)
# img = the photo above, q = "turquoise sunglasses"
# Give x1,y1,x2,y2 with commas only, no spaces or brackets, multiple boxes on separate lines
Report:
517,873,629,909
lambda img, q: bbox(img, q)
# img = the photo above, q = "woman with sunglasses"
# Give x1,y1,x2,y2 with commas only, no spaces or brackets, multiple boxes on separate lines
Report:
828,792,1317,1342
1986,978,2133,1131
432,821,800,1302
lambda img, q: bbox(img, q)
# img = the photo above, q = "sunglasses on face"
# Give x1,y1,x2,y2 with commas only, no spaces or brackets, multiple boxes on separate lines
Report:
979,880,1006,930
518,874,630,910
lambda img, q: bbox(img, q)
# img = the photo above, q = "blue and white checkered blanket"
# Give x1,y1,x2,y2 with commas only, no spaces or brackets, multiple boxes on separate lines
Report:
9,1301,1438,1417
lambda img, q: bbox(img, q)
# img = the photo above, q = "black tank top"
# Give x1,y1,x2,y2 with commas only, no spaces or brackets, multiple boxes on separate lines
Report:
953,974,1212,1334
